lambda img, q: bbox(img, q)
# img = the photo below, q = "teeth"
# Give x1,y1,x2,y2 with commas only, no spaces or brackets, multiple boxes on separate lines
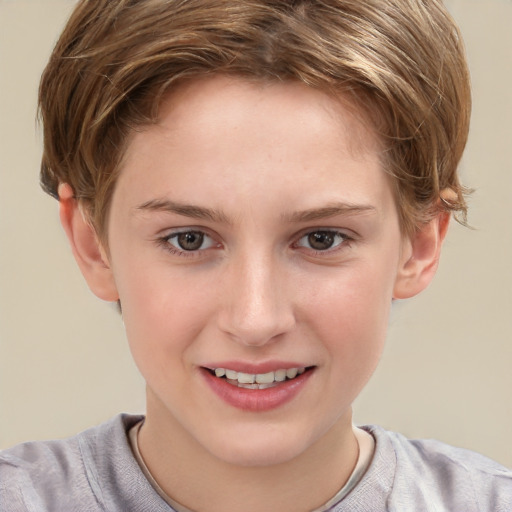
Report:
212,367,307,387
256,382,275,389
237,372,255,384
286,368,298,379
275,369,287,382
255,372,274,384
225,369,238,380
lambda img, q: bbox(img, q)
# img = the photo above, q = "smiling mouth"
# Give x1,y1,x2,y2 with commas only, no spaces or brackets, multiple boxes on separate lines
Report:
206,366,314,389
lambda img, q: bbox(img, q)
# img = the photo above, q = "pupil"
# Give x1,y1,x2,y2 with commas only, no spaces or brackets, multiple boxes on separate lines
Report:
177,232,204,251
308,231,334,250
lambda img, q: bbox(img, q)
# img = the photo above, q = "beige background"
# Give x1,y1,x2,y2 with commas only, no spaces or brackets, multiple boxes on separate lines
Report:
0,0,511,468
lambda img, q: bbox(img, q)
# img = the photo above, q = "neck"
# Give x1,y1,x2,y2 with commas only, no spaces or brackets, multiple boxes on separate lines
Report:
138,393,359,512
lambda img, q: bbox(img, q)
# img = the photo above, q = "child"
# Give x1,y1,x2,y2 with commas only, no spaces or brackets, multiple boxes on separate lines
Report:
1,0,510,510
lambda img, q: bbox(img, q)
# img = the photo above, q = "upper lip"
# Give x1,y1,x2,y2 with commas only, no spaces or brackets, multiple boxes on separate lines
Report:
201,361,313,374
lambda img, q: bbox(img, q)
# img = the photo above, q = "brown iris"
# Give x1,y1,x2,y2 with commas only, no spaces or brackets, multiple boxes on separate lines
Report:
176,231,204,251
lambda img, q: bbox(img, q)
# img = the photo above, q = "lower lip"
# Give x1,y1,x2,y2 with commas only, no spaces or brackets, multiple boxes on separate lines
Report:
201,368,314,412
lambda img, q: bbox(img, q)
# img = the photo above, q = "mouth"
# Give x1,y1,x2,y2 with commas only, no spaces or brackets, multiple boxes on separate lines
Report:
201,364,316,411
205,366,314,389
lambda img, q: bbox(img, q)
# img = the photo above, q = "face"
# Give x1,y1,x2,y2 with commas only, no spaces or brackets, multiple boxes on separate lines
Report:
104,76,409,466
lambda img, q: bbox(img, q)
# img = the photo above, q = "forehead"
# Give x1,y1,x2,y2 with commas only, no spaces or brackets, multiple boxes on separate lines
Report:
156,76,381,157
114,75,393,220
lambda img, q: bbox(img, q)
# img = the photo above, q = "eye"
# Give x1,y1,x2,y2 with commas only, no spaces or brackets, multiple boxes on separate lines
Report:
165,230,216,252
296,230,348,251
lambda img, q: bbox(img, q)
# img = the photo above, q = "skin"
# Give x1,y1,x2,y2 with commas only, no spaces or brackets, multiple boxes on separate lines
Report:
59,75,448,512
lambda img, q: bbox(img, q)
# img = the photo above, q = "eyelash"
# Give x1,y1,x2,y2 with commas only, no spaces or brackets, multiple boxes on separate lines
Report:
157,228,353,258
293,229,353,255
158,230,219,258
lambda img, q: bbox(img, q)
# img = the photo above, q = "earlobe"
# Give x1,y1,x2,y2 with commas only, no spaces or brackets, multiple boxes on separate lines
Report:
58,183,119,302
393,211,450,300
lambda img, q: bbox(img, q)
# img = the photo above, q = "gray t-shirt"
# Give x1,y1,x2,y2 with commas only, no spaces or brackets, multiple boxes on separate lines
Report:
1,414,510,511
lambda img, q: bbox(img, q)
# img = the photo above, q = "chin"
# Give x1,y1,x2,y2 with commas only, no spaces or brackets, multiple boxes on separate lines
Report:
215,444,303,468
205,426,316,468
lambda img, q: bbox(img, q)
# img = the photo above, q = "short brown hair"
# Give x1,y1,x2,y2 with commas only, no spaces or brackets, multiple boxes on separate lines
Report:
39,0,471,239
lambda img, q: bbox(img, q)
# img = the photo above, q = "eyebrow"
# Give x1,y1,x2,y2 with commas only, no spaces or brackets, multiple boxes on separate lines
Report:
283,203,376,222
135,198,376,224
135,198,230,223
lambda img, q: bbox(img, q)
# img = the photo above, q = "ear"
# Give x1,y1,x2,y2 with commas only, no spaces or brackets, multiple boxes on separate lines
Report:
58,183,119,302
393,211,450,299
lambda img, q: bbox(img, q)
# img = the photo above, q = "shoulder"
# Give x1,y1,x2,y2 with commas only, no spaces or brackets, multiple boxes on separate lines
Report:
367,425,512,512
0,414,143,512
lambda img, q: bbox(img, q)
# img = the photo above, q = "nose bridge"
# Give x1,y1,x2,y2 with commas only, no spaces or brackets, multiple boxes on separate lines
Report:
217,246,294,346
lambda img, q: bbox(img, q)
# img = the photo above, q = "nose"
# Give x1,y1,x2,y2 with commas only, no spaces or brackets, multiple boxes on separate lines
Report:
216,251,296,347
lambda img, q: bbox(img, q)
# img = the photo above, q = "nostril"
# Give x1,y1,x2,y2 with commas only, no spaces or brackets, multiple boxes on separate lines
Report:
217,303,296,346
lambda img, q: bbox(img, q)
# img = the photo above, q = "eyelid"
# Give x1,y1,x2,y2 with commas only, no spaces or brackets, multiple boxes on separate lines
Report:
157,227,221,257
292,228,354,253
168,231,216,249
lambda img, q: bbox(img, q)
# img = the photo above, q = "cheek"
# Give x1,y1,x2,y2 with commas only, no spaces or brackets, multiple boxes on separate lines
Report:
300,259,395,322
298,262,394,365
116,265,217,365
